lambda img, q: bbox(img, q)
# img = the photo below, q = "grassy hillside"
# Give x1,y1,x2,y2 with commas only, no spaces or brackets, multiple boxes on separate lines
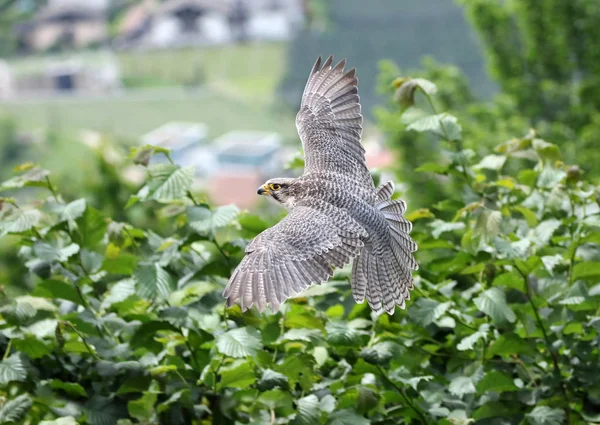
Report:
0,42,296,141
117,42,289,99
0,87,297,141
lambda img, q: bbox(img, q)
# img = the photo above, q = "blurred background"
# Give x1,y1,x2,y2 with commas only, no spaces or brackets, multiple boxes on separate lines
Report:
0,0,598,211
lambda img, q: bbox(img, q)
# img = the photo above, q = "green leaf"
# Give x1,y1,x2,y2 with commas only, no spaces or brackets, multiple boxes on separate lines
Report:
360,341,399,365
415,162,449,174
0,300,37,326
320,395,336,413
257,369,288,391
474,288,516,324
50,379,87,397
407,113,462,141
1,167,49,191
258,390,294,409
411,299,452,326
145,164,195,202
537,167,566,189
130,144,171,166
492,272,523,291
473,210,502,241
34,280,84,305
128,392,157,422
61,198,87,222
474,154,506,171
130,321,179,349
40,417,78,425
541,255,563,275
64,340,96,355
84,396,124,425
0,355,27,384
326,321,365,347
356,386,379,414
473,402,517,420
429,219,465,239
449,376,476,397
78,207,107,249
13,335,52,359
102,253,138,275
486,333,536,358
218,360,256,390
532,138,561,162
477,371,518,393
514,206,538,227
394,77,437,109
34,242,80,263
148,365,177,376
188,205,239,234
389,367,433,391
102,279,136,308
0,209,41,236
457,325,488,351
294,394,320,425
279,328,322,344
215,327,262,358
135,264,174,299
0,394,32,424
328,409,370,425
572,261,600,280
526,406,565,425
534,219,561,245
277,354,315,391
405,208,435,222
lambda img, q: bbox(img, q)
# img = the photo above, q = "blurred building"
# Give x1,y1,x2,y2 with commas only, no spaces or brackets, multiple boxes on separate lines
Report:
4,52,121,97
141,121,214,177
138,125,284,207
16,0,109,53
116,0,305,49
208,131,284,207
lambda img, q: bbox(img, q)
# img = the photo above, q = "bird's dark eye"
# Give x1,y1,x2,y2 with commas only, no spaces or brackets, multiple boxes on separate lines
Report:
269,183,281,190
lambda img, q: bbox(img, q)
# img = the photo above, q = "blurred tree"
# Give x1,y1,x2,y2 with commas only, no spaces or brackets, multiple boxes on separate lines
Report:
461,0,600,179
0,0,46,56
279,0,492,119
375,57,529,208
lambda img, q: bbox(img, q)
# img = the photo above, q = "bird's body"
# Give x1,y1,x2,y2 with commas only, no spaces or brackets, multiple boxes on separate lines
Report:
223,56,418,314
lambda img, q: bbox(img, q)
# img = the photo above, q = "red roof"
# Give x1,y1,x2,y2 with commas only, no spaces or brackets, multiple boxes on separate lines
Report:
207,170,263,208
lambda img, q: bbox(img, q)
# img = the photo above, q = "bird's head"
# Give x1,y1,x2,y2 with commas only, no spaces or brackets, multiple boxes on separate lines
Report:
257,178,297,208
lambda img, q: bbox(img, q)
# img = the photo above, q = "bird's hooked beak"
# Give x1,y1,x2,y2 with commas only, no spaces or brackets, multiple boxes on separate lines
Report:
257,184,270,196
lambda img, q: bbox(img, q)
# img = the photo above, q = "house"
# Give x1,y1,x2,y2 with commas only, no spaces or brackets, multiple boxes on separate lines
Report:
116,0,305,49
16,0,108,53
7,51,121,96
141,121,212,175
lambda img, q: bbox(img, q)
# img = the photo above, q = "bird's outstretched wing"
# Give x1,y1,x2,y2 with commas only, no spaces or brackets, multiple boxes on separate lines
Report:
296,55,373,190
223,200,367,312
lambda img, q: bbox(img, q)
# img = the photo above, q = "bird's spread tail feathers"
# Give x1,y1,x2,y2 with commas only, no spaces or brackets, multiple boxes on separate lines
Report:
351,181,418,314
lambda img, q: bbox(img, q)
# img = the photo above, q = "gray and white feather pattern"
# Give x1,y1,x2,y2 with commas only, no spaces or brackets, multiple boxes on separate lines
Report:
223,55,418,314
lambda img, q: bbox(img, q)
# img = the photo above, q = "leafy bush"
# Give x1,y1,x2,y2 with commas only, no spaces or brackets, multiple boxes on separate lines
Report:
1,79,599,425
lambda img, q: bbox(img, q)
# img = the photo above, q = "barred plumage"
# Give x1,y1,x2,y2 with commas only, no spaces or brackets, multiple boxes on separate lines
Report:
223,55,418,314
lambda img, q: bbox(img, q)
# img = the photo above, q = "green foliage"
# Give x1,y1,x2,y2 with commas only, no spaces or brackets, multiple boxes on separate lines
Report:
461,0,600,179
280,0,491,117
1,79,600,425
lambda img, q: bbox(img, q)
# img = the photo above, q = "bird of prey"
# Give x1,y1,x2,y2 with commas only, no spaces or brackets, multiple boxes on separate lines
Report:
223,55,418,314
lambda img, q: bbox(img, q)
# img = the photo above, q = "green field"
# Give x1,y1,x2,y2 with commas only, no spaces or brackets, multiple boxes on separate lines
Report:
0,87,297,141
0,42,295,141
117,42,289,99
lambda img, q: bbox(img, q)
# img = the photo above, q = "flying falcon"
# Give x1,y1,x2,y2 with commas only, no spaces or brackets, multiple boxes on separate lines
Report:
223,56,418,314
